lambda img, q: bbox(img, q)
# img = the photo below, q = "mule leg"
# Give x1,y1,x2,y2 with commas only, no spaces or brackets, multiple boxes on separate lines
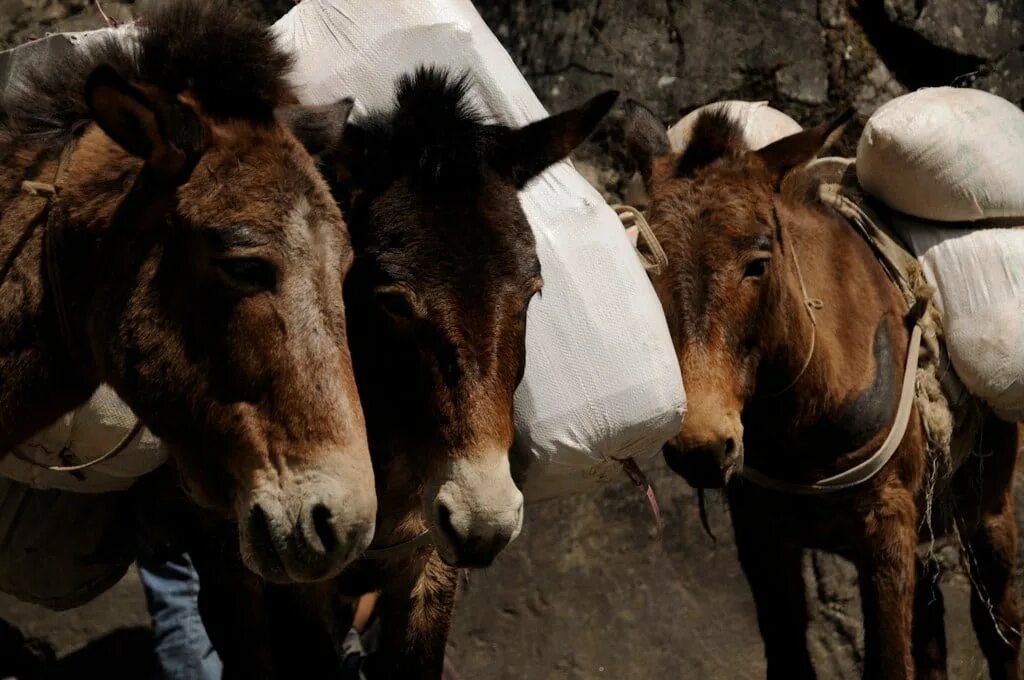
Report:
959,420,1022,680
366,550,458,680
911,557,948,680
966,498,1021,679
858,488,917,680
731,494,815,679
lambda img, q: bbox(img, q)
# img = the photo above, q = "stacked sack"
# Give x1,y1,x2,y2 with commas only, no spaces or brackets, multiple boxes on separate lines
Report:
274,0,685,500
857,88,1024,422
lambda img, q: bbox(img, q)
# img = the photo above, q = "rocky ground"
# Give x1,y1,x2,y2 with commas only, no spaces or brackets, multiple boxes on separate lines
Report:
2,1,1023,678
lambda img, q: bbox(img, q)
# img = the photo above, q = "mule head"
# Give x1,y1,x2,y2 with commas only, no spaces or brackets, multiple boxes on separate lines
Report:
73,34,374,583
624,100,850,488
327,67,616,567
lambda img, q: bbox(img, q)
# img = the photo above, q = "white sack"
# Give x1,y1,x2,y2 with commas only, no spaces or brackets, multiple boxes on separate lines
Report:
668,100,802,153
274,0,685,499
0,386,166,493
890,216,1024,421
857,87,1024,222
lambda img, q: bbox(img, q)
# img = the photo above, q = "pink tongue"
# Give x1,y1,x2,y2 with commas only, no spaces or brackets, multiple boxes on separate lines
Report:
618,457,664,538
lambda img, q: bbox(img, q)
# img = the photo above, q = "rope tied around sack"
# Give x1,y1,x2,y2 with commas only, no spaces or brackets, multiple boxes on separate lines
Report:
613,204,668,275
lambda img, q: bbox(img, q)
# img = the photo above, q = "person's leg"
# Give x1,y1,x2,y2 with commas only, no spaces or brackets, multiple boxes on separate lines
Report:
137,545,222,680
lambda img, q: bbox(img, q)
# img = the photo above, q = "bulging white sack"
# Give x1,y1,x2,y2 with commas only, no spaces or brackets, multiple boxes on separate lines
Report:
0,386,166,493
668,100,802,153
274,0,685,499
890,216,1024,421
857,87,1024,222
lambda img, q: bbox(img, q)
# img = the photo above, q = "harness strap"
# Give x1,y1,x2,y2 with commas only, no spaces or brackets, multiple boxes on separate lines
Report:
742,323,923,494
360,529,433,559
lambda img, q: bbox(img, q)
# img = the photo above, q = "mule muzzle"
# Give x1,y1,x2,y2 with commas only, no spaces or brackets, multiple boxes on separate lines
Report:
427,455,524,568
664,436,744,489
239,472,376,583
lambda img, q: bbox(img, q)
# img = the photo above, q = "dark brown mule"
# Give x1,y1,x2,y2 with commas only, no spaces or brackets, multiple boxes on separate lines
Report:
625,102,1021,679
0,1,374,584
197,68,618,679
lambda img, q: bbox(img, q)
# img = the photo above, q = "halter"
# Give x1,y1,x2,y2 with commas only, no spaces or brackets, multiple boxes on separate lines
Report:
361,529,433,559
12,138,145,474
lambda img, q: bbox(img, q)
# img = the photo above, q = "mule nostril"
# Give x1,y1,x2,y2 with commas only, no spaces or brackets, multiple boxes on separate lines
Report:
724,438,736,458
437,502,460,544
311,503,338,555
247,504,273,549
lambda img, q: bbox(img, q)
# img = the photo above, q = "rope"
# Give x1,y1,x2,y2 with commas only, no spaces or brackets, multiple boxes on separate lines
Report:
762,205,825,398
613,204,668,275
12,421,145,473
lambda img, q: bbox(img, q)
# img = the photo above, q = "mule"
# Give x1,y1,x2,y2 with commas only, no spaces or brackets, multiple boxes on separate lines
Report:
0,0,375,584
194,67,618,679
624,102,1022,678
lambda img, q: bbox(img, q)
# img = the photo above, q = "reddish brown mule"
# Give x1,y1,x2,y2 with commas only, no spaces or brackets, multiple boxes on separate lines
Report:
195,67,618,679
0,0,375,584
625,102,1021,679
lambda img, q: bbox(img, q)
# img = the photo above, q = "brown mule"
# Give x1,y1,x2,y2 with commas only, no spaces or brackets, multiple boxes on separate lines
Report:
195,67,619,679
0,0,375,584
624,102,1021,679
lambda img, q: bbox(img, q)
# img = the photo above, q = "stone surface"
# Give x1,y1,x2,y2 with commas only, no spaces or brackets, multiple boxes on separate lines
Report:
1,1,1022,678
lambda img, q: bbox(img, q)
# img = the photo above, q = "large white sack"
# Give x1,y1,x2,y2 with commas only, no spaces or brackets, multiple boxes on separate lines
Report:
668,100,802,153
274,0,685,499
890,216,1024,421
0,386,166,493
857,87,1024,222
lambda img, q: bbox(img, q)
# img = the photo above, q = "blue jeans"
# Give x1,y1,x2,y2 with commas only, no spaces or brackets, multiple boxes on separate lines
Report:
137,546,223,680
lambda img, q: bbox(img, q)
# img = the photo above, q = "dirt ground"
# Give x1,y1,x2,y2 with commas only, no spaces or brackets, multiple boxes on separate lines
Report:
2,1,1023,678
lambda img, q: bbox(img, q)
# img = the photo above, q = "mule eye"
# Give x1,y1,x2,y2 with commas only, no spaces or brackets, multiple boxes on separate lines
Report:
744,257,771,280
215,257,277,293
374,287,417,321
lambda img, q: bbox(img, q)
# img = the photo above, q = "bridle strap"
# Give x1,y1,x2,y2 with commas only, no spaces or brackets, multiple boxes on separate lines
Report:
360,529,433,559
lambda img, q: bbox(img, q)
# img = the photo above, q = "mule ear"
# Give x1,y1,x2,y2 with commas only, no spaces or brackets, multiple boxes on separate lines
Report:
85,65,202,179
623,99,671,185
756,108,855,181
276,98,355,156
495,90,619,188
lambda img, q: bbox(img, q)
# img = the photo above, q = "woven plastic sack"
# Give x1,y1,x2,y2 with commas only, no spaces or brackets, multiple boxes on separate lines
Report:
0,478,133,610
0,385,166,493
889,216,1024,421
274,0,685,500
857,87,1024,222
668,100,802,153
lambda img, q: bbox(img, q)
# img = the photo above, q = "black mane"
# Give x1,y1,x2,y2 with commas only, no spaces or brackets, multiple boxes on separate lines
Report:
1,0,293,142
355,66,501,188
676,108,748,177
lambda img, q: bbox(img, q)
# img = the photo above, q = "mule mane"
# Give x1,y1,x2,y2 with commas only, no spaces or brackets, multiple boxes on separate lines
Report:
677,109,748,177
356,66,500,189
0,0,293,144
